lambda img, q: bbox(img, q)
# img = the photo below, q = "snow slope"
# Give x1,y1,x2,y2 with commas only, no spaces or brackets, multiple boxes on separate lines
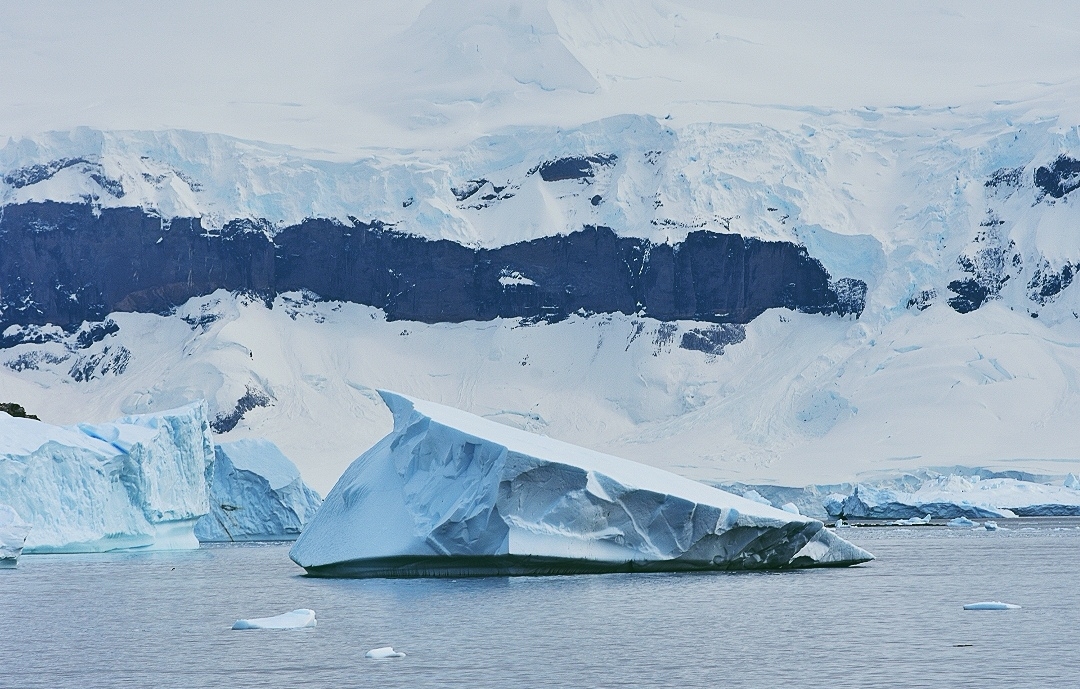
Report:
4,2,1080,152
2,290,1078,496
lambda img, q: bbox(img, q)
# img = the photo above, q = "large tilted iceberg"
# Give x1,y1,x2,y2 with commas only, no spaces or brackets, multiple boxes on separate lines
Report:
290,391,873,577
195,439,322,542
0,403,214,552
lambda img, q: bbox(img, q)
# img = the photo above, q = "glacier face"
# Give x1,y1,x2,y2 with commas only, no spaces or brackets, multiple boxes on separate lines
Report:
0,403,214,552
290,391,873,577
0,504,31,566
195,438,322,542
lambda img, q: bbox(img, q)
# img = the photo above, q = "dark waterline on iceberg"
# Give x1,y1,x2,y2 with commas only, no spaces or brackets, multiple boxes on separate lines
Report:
2,520,1076,688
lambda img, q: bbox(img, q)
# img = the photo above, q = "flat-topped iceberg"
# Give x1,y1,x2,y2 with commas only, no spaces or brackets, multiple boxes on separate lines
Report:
195,439,322,542
0,504,31,567
290,391,873,578
828,476,1080,520
232,609,317,630
0,403,214,552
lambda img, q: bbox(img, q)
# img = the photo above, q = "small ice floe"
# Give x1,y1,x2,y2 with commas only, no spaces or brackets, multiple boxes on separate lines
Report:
366,646,407,659
963,602,1020,611
232,609,317,630
980,520,1000,531
834,518,850,528
780,502,801,515
947,517,976,528
892,514,932,526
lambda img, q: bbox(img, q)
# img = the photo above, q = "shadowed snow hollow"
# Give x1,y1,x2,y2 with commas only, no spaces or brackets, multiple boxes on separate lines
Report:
289,391,873,577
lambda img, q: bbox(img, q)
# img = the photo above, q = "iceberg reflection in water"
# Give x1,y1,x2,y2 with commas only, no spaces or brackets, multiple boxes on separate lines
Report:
290,391,872,578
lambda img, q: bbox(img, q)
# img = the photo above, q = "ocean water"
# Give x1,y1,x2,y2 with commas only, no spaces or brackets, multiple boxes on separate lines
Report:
2,520,1077,688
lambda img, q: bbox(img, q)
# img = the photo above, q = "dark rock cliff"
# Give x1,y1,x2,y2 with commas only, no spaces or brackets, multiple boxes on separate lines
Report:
0,202,864,330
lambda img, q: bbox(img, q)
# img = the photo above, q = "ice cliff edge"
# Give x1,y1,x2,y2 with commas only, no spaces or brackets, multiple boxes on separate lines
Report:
290,391,873,577
0,402,214,552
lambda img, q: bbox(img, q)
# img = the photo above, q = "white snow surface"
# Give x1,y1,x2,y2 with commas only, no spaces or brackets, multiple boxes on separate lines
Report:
0,403,214,553
0,504,31,565
231,609,316,630
194,439,322,542
4,2,1080,153
289,391,872,574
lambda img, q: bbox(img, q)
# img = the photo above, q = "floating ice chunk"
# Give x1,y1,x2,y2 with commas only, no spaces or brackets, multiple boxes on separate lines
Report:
1065,473,1080,490
366,647,407,659
892,514,932,526
290,391,873,577
0,505,31,568
231,609,317,630
963,602,1020,611
741,490,773,506
780,502,801,515
947,517,976,528
195,439,322,542
980,520,999,531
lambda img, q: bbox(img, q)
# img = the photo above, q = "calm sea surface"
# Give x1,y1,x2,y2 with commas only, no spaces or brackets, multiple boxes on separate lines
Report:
2,519,1077,688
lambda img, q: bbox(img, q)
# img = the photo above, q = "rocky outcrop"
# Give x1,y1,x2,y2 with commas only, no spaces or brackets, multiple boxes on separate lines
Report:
0,202,865,331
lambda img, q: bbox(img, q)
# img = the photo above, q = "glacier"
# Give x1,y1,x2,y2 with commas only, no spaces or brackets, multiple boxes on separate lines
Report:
0,504,31,567
290,391,873,578
0,403,214,552
195,438,322,542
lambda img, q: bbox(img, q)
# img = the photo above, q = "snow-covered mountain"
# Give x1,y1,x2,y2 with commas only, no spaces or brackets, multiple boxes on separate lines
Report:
2,2,1079,494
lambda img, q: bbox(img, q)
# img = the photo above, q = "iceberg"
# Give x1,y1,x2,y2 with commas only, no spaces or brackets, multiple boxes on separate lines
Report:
947,516,976,528
290,391,873,578
195,439,322,542
232,609,317,630
366,647,407,659
0,504,31,567
0,403,214,552
963,602,1020,611
828,475,1080,520
830,484,1007,520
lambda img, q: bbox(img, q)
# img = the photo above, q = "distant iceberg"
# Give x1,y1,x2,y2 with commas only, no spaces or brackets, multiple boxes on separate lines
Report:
828,475,1080,520
0,403,214,552
195,439,322,542
290,391,873,578
0,504,31,567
